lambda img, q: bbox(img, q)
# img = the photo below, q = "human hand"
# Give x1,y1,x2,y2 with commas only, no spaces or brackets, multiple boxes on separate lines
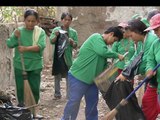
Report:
14,30,20,38
118,54,124,61
116,73,126,81
69,38,74,44
146,70,156,78
18,46,27,53
54,30,59,37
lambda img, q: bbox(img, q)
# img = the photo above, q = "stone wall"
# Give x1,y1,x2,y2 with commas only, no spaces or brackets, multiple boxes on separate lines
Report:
66,6,160,46
1,6,160,90
0,23,15,89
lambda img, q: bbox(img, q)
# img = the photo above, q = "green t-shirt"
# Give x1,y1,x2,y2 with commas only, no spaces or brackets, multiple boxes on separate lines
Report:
70,33,119,84
112,38,135,69
50,26,78,68
126,32,158,75
146,39,160,93
6,26,46,71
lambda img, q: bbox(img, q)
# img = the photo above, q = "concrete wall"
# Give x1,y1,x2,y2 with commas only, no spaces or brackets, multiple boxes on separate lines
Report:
1,6,160,90
64,6,159,46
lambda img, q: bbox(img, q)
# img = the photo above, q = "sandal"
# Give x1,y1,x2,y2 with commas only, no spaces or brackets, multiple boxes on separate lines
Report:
33,114,44,119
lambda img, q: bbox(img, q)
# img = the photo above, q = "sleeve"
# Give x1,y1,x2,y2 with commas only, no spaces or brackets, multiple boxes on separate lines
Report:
124,41,142,68
49,28,58,44
92,36,119,59
72,30,78,45
112,41,118,52
146,41,157,72
6,29,19,48
37,30,46,52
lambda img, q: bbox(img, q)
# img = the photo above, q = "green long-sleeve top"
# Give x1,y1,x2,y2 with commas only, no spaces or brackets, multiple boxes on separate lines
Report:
70,33,119,84
112,38,135,69
6,26,46,71
125,32,158,75
146,39,160,93
50,26,78,68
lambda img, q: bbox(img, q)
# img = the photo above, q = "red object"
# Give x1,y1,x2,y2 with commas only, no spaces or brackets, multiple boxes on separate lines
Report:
145,13,160,31
117,69,134,84
117,69,123,75
142,84,160,120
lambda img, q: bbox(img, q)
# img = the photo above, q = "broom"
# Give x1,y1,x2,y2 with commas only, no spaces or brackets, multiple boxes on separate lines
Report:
103,63,160,120
13,12,38,117
94,52,129,92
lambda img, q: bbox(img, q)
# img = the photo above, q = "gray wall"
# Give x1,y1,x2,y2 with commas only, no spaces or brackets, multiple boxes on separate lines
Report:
1,6,160,90
66,6,159,46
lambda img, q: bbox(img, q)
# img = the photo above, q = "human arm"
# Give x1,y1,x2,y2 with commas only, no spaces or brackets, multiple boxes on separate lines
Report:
18,29,46,53
6,29,19,48
92,35,123,60
145,41,157,77
49,28,60,44
69,30,78,48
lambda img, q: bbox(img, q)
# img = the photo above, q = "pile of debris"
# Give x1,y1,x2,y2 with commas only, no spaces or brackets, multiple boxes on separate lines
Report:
39,16,59,36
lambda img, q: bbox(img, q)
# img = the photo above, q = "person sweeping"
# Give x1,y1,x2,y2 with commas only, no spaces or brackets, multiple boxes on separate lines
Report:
6,9,46,119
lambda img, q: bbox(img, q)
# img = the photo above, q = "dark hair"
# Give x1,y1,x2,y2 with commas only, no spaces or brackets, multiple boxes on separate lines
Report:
147,9,160,21
104,26,123,41
61,12,73,20
127,19,147,35
24,9,39,20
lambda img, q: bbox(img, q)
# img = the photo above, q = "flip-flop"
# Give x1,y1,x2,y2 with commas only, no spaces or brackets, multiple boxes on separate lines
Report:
33,114,44,119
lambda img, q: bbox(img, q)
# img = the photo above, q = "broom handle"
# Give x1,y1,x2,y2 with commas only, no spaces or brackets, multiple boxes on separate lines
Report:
18,40,26,73
25,104,39,109
114,52,129,64
125,63,160,100
14,14,26,73
98,52,129,78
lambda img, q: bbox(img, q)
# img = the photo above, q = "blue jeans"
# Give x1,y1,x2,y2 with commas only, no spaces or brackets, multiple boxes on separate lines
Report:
61,72,99,120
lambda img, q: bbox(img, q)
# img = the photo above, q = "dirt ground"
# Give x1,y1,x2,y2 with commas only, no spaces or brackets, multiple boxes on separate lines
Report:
6,61,146,120
7,61,110,120
37,62,110,120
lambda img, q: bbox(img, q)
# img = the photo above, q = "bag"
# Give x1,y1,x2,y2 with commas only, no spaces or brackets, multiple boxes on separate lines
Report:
57,30,69,58
0,103,32,120
102,80,145,120
122,51,144,80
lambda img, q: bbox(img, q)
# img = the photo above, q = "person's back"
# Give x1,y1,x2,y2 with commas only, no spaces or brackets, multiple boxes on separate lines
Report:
70,33,118,84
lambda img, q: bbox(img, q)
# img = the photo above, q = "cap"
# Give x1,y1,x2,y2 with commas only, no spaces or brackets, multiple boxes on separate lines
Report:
140,18,150,27
131,14,142,20
144,13,160,31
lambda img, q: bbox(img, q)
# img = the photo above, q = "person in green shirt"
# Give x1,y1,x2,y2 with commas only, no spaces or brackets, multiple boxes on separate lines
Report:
6,9,46,119
113,18,159,120
112,22,135,75
144,13,160,120
61,26,124,120
50,12,78,100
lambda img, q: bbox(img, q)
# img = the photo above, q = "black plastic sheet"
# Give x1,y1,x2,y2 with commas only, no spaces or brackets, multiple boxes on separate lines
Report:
57,30,69,58
102,80,145,120
0,104,32,120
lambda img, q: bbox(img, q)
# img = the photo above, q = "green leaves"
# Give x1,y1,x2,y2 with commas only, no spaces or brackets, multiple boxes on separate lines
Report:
0,6,56,23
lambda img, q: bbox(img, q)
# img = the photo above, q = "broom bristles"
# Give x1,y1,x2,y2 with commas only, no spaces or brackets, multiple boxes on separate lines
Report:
24,79,37,116
103,99,128,120
103,109,118,120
